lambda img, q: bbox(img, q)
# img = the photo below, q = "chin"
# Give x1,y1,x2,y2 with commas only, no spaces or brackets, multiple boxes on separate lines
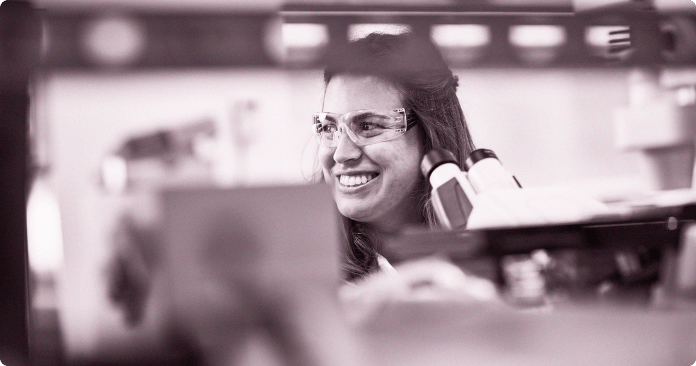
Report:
336,200,376,223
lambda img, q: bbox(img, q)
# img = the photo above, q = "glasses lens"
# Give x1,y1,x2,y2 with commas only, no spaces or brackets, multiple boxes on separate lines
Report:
314,109,408,147
314,113,339,147
345,109,406,142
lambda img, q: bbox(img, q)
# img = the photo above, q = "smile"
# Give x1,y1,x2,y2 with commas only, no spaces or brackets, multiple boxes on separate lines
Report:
338,173,378,187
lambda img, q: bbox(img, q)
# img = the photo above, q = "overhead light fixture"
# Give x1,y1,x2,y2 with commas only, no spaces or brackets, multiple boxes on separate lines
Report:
431,24,490,65
264,20,329,66
82,15,146,67
585,25,633,61
347,23,412,42
282,23,329,49
510,25,566,48
282,23,329,66
431,24,490,48
509,25,567,65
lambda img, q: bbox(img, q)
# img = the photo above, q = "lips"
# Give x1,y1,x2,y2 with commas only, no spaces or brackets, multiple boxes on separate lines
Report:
338,173,379,188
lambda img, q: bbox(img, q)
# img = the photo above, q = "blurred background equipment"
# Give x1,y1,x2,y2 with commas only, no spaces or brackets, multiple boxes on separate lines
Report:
614,67,696,191
99,119,217,194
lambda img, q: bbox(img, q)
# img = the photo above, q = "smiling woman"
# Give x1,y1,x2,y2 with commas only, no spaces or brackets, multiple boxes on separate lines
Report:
320,75,425,233
315,32,476,280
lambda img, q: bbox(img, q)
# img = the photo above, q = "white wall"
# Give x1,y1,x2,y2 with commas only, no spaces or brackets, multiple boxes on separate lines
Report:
457,68,644,199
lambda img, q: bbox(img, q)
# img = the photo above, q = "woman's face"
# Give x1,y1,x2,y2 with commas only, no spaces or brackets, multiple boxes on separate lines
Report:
319,74,425,232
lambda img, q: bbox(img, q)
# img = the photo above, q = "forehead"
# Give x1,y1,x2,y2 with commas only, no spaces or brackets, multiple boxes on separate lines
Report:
323,75,403,114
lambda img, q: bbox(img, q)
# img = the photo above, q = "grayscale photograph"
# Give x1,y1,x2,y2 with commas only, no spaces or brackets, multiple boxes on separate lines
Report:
1,0,696,365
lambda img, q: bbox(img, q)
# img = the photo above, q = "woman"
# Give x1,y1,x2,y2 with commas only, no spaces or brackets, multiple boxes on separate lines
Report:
314,32,476,281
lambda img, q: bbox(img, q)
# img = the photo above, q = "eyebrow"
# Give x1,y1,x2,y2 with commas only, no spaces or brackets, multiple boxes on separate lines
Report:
321,110,398,124
319,113,339,123
351,111,378,118
349,111,391,124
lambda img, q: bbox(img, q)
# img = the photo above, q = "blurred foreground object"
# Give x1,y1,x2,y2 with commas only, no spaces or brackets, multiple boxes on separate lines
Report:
26,174,65,366
161,184,359,366
1,1,40,365
356,300,696,366
107,184,361,366
340,256,502,324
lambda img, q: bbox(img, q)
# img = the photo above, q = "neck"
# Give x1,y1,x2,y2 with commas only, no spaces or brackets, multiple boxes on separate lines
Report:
364,196,425,246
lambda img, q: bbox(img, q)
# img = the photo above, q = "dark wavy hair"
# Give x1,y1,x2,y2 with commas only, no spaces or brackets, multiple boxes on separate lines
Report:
321,32,476,281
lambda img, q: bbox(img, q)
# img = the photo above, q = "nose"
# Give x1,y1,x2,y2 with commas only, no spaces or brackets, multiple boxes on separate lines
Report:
332,125,362,164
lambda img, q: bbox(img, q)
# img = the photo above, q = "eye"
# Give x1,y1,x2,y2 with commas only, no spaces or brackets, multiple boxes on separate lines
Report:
356,115,390,130
314,121,338,142
315,115,338,134
358,122,378,131
321,123,337,133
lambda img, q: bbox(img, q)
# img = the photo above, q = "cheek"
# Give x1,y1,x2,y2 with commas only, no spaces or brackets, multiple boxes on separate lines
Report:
317,147,335,178
365,141,422,185
383,134,425,188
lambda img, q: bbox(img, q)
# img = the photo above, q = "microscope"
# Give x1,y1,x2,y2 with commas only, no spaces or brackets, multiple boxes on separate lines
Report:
382,2,696,308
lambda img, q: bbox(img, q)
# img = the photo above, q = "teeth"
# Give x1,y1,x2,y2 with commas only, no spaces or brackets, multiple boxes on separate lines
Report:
339,174,376,187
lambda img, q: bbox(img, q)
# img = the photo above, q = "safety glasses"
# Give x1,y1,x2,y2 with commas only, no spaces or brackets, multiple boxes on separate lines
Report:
312,108,417,148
